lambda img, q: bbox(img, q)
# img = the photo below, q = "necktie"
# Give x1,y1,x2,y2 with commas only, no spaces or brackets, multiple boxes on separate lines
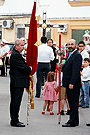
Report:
67,53,72,61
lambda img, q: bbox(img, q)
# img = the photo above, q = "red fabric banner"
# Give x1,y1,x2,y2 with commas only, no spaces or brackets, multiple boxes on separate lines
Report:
26,2,38,76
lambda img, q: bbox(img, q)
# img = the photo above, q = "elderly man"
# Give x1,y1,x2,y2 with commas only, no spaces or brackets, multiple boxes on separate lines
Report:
62,39,82,127
10,39,32,127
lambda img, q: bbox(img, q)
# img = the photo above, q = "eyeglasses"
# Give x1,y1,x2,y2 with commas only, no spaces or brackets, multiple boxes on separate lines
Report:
68,43,74,45
79,46,84,47
48,42,52,43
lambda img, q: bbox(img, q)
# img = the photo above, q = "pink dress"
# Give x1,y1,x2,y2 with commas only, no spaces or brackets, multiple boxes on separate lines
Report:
43,81,57,102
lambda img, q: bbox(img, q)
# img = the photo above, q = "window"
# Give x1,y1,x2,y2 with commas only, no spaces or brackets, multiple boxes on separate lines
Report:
46,29,51,39
72,29,90,44
17,25,25,39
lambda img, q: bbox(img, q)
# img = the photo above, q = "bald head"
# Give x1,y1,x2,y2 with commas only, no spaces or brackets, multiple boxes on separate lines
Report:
68,39,76,45
67,39,76,52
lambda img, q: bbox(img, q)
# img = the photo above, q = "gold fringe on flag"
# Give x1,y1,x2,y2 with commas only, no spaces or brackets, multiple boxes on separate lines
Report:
26,75,34,109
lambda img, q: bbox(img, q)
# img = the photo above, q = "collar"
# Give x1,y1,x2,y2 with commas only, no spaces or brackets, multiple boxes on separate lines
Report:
15,48,22,55
84,66,89,69
80,49,86,54
71,49,77,54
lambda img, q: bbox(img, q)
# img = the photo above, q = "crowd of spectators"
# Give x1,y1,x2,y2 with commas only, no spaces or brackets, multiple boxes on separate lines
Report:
0,37,90,127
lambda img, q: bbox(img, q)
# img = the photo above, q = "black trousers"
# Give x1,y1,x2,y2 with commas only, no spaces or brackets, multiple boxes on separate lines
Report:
50,59,56,72
66,86,80,126
10,85,24,122
1,57,8,76
36,62,50,97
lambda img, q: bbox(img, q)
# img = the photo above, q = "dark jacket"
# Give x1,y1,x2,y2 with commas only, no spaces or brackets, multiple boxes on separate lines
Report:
10,49,31,89
62,50,82,88
50,46,58,72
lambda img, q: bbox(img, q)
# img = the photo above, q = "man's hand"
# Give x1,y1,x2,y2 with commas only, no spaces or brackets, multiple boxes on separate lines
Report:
69,84,74,89
57,63,61,68
80,71,83,76
29,66,32,71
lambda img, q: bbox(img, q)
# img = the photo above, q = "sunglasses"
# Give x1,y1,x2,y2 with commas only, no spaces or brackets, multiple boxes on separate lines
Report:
79,46,84,47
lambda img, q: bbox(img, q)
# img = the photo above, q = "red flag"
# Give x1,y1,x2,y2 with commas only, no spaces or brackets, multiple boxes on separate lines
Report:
27,1,38,76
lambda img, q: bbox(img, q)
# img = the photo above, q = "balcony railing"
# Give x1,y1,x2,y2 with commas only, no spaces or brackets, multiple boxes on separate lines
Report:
68,0,90,7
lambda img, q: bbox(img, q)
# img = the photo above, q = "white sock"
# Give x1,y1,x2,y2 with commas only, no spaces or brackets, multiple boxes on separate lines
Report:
42,110,45,112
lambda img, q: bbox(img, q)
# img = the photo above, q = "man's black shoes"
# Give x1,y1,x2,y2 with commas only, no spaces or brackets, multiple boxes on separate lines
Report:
79,105,82,107
82,106,89,108
86,123,90,126
18,121,24,124
35,95,40,98
66,110,70,115
62,123,76,127
10,121,25,127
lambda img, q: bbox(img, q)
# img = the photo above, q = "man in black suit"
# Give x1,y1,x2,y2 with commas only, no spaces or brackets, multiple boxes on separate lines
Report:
62,39,82,127
10,39,32,127
47,39,58,72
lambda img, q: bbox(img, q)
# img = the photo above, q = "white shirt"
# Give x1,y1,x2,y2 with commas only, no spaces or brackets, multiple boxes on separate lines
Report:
81,66,90,81
3,45,10,57
22,43,27,55
67,49,77,60
86,45,90,51
80,49,89,60
71,49,77,55
0,46,4,57
38,43,54,63
0,46,1,55
55,46,59,50
24,43,27,49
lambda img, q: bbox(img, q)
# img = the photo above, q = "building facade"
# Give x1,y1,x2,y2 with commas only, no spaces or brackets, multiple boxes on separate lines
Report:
68,0,90,7
0,13,90,46
0,14,31,43
50,17,90,46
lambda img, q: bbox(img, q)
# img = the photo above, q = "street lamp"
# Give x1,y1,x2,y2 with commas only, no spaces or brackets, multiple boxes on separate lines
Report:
0,0,5,6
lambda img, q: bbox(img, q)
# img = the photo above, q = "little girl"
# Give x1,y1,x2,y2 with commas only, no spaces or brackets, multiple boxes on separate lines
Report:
42,71,57,115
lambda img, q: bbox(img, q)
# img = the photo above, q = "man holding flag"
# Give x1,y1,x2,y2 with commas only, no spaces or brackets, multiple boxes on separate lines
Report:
10,0,38,127
10,39,32,127
26,1,38,124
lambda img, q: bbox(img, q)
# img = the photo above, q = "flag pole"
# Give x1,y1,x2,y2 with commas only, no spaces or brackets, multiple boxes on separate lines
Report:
58,35,61,124
55,64,58,114
26,1,38,125
27,91,30,125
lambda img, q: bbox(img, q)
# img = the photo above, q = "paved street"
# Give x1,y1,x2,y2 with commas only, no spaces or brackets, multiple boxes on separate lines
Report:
0,70,90,135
